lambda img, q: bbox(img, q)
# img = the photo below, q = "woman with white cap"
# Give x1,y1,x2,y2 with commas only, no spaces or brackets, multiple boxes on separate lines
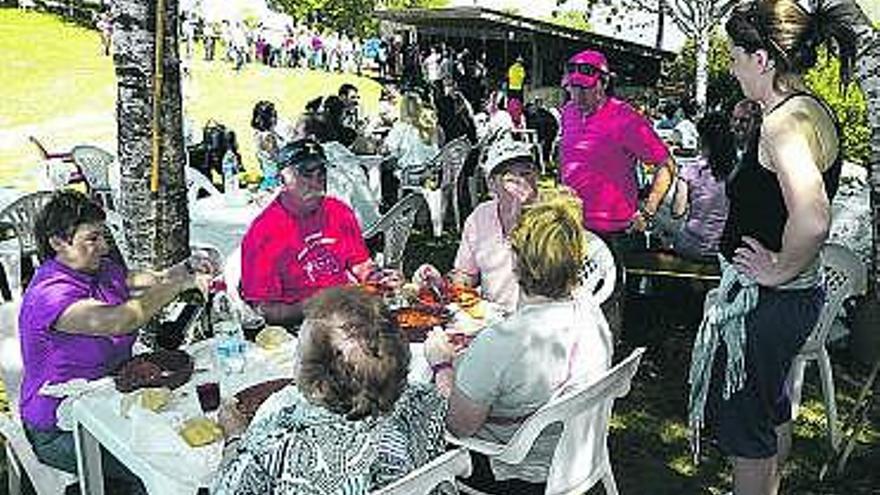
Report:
449,135,539,313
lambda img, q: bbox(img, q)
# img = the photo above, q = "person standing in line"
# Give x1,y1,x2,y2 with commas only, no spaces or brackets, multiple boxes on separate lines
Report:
506,55,527,128
95,6,114,57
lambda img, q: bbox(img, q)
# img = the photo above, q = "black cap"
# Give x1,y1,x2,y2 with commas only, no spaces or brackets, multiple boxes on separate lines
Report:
278,138,327,174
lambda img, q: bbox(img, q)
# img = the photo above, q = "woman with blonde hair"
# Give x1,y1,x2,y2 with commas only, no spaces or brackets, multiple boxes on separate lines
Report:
426,187,612,494
383,92,441,188
688,1,856,493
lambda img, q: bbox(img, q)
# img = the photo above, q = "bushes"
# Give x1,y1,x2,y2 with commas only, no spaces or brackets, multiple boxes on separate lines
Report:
666,35,869,166
805,47,870,165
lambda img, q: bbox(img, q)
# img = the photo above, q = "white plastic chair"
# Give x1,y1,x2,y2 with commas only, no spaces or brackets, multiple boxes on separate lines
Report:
788,243,867,450
448,347,646,495
0,191,55,294
0,299,79,494
71,145,116,211
184,166,221,205
363,193,426,270
579,230,617,305
510,128,544,175
370,447,472,495
401,136,471,233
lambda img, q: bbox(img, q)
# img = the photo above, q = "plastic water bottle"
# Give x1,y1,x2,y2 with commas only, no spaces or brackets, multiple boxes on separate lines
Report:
211,290,246,374
222,150,240,199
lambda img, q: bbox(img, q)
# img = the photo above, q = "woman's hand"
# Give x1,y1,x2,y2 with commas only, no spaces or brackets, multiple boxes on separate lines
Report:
733,236,781,286
166,251,220,285
424,328,456,366
217,398,248,439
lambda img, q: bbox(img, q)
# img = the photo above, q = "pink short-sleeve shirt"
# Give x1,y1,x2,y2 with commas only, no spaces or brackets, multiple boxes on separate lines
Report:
453,200,519,313
561,97,669,233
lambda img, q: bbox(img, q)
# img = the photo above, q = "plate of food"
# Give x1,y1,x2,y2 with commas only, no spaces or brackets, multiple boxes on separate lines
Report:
393,304,451,342
234,378,295,423
114,349,194,393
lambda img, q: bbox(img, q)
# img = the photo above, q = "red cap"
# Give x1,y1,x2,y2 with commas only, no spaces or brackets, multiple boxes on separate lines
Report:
562,50,610,88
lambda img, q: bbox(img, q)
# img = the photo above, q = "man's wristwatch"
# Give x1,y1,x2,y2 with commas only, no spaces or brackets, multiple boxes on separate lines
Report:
639,207,656,229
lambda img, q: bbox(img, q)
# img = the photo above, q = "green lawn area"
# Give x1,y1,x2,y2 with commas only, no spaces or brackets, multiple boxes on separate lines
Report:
0,8,381,190
2,7,880,495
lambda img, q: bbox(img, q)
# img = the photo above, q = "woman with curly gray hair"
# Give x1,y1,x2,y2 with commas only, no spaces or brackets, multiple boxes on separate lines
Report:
213,286,447,494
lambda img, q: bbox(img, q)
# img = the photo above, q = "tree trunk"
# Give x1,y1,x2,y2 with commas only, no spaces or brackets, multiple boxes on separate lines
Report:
694,26,710,111
849,1,879,364
851,7,879,296
654,0,665,50
113,0,189,271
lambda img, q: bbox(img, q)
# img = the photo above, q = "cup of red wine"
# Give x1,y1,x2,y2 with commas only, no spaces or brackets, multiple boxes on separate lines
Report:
196,381,220,413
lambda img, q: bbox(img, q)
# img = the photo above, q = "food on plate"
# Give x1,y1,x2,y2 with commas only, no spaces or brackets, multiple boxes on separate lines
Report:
399,282,420,301
461,299,485,319
234,378,295,423
180,416,224,447
255,326,292,351
114,349,194,393
139,387,171,412
449,284,480,307
393,305,451,343
394,305,449,329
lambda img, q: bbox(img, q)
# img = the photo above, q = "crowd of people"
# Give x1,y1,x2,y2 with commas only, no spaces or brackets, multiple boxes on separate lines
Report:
20,0,860,494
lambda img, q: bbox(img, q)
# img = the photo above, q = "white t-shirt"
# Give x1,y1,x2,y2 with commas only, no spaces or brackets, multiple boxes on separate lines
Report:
455,298,613,482
384,121,439,173
674,118,699,151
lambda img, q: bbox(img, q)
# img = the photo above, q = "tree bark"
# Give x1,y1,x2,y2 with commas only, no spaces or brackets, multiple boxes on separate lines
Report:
694,26,710,110
113,0,189,271
856,33,879,297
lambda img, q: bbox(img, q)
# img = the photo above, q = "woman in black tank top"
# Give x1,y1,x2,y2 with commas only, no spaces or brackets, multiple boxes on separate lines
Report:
694,2,858,494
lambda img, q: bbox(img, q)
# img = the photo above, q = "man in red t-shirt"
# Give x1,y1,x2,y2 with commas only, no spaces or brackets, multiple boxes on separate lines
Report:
241,138,386,327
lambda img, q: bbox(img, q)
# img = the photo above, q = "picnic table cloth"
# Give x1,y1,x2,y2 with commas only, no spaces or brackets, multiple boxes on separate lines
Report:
189,194,266,258
70,337,433,494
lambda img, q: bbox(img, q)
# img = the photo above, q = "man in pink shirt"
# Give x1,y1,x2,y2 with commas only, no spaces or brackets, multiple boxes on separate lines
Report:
560,49,677,339
241,138,394,328
560,49,676,236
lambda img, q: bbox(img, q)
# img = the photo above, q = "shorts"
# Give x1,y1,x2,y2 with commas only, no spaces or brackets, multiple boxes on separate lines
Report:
707,285,824,459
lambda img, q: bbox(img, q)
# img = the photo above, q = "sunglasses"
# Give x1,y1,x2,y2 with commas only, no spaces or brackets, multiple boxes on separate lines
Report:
566,62,605,77
296,165,327,179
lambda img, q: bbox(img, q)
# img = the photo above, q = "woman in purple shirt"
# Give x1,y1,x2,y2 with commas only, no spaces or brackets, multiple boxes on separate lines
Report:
670,112,737,259
18,190,214,491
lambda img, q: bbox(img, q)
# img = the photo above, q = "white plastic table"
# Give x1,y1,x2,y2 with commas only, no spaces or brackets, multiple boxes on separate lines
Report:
189,194,265,258
71,339,431,495
71,339,295,495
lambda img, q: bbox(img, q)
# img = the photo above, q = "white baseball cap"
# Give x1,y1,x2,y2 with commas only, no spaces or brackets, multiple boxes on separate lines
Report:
481,135,535,177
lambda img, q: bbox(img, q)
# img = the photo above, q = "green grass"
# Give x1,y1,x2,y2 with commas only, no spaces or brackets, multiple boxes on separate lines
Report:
0,7,381,190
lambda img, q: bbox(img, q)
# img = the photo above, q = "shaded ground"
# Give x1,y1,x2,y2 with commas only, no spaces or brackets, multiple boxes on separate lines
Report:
1,206,878,495
406,226,880,495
